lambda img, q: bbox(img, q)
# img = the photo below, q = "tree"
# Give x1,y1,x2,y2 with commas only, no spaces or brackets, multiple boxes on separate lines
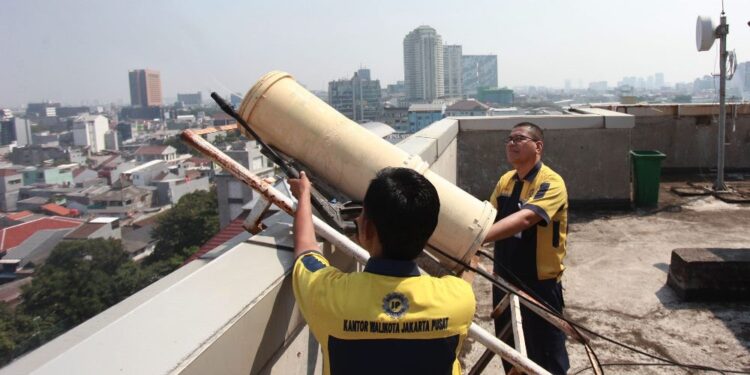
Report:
146,189,219,267
162,136,195,155
0,303,60,366
21,239,148,329
0,303,17,365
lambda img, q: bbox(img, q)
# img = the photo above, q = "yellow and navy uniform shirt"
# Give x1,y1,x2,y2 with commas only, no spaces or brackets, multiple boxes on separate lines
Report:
293,251,476,375
489,162,568,282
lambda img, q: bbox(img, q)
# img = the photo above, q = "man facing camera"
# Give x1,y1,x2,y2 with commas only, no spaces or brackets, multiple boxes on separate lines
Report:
484,122,570,374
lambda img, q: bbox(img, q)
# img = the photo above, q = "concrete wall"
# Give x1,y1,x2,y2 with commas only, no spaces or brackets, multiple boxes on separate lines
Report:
592,104,750,171
397,118,459,183
155,176,210,205
456,112,633,207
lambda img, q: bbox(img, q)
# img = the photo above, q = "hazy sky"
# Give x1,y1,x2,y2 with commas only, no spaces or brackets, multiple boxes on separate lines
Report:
2,0,749,107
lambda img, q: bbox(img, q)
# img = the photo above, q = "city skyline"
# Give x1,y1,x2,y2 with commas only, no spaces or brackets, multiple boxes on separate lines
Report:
2,0,750,107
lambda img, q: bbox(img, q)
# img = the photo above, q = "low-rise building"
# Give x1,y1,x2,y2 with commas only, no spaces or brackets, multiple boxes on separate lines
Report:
88,185,154,218
134,145,177,163
21,165,75,186
72,114,110,153
0,169,23,212
153,171,210,206
9,145,74,166
121,160,169,187
0,216,84,268
445,99,490,117
64,217,121,241
407,103,445,133
382,106,409,132
215,142,274,228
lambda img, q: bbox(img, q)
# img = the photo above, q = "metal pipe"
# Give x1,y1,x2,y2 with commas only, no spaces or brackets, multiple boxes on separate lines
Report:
716,14,728,191
180,129,551,375
235,71,496,273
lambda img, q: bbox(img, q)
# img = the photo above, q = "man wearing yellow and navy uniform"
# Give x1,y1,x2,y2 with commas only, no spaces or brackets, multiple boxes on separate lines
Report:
484,122,570,374
290,167,476,375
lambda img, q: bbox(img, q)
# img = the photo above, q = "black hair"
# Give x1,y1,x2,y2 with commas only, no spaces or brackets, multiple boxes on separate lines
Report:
513,122,544,141
362,167,440,260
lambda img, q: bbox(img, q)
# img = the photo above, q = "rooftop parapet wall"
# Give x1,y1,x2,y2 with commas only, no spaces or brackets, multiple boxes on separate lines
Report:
592,103,750,171
455,110,634,206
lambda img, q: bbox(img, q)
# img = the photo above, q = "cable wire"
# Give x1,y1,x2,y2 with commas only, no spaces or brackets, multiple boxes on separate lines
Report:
428,244,750,375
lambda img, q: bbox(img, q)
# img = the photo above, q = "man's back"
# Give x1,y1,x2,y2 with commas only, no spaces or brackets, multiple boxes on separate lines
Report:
293,252,475,375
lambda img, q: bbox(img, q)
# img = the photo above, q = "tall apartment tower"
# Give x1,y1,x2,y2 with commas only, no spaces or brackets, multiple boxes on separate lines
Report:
403,26,444,103
129,69,163,107
328,68,382,123
462,55,498,96
443,45,463,98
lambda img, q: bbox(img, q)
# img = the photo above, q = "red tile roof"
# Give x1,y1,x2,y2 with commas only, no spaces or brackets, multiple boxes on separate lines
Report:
0,216,83,252
183,211,249,265
0,169,20,177
5,211,33,221
186,157,211,166
41,203,72,217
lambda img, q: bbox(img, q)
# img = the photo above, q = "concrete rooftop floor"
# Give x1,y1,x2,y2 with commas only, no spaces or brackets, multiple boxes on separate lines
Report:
462,181,750,374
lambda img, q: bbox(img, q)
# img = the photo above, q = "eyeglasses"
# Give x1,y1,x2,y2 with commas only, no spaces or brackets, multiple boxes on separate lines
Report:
505,135,538,145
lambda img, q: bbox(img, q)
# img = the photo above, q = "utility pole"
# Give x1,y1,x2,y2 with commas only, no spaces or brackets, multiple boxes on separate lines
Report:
715,12,728,191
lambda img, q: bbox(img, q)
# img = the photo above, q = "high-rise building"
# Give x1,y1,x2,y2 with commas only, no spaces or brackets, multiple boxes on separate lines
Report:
117,122,135,142
230,93,243,107
0,115,31,146
462,55,498,96
654,73,665,88
26,102,60,118
177,92,202,107
443,45,463,98
129,69,163,107
588,81,608,92
403,26,444,103
0,117,32,146
328,69,382,122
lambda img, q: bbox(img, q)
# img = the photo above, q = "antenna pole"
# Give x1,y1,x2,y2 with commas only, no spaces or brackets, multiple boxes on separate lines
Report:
715,13,728,191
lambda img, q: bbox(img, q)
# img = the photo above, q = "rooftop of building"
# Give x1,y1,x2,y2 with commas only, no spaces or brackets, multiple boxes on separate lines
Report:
0,216,83,253
2,103,749,374
446,99,491,111
40,203,72,217
91,185,150,201
465,182,750,373
134,145,175,155
408,103,446,112
0,169,21,177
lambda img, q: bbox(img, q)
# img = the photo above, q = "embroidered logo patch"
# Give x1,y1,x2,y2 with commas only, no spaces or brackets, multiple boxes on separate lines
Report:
382,292,409,318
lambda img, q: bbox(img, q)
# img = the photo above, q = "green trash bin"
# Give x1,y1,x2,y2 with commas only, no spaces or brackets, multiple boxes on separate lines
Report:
630,150,666,207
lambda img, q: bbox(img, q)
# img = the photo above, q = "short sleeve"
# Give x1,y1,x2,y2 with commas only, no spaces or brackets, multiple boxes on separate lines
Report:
522,176,567,224
292,251,341,318
488,175,508,209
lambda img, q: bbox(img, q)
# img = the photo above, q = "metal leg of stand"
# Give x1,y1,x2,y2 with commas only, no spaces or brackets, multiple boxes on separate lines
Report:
510,294,527,357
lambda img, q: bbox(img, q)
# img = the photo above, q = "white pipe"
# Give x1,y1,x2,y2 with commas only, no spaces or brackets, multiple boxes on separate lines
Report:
236,71,496,273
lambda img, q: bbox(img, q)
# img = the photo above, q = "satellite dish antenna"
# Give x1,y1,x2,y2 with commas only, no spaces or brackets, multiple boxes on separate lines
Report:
696,16,716,51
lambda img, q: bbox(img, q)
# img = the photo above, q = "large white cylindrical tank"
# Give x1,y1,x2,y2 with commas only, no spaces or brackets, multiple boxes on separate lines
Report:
238,71,496,273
